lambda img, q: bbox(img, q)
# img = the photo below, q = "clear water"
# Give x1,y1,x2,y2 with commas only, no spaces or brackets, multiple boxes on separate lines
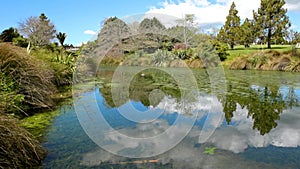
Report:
43,68,300,169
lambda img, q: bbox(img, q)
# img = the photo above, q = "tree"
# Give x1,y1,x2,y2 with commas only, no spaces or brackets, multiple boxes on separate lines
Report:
99,17,131,43
218,2,241,49
240,18,255,48
0,27,20,42
139,17,166,34
253,0,291,49
19,13,56,46
56,32,67,47
172,14,198,47
287,29,300,44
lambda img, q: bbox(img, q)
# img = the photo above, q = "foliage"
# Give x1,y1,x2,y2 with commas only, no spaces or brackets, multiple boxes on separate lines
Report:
139,17,166,34
31,47,77,87
229,49,300,72
0,72,24,114
253,0,290,49
168,14,198,47
240,18,255,48
204,147,217,155
0,27,20,42
196,41,221,67
176,14,197,46
0,43,56,115
288,29,300,44
218,2,241,49
211,40,229,61
12,36,28,47
152,49,175,67
19,13,56,46
173,48,194,60
0,114,46,168
56,32,67,47
99,17,131,44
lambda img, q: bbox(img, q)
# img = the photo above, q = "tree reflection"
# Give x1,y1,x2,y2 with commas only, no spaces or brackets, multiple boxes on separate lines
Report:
98,68,181,107
221,83,299,135
97,68,300,135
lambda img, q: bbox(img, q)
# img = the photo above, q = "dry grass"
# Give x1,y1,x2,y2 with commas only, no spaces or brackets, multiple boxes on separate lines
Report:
0,114,46,169
0,43,56,114
229,50,300,72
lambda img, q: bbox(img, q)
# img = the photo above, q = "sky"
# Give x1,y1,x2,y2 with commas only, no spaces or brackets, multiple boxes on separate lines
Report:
1,0,299,46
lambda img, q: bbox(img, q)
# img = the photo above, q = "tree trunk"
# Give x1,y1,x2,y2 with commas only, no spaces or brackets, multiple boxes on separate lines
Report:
230,43,234,50
267,28,272,49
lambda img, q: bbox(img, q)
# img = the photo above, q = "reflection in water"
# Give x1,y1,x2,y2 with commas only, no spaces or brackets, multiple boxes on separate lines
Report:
43,68,300,168
221,84,299,135
99,68,300,135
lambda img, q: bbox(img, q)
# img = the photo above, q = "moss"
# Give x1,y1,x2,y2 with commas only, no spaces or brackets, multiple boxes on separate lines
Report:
20,110,60,141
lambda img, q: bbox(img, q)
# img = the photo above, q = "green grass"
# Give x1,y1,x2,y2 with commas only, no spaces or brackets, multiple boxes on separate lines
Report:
227,45,293,61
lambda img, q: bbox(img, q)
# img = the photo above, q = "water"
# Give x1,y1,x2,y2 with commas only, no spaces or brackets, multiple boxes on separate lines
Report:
43,67,300,169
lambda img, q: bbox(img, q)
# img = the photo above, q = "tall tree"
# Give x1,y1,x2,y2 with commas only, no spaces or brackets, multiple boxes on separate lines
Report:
287,29,300,44
240,18,255,48
173,14,198,47
218,2,241,49
0,27,20,42
56,32,67,47
253,0,290,49
19,13,56,46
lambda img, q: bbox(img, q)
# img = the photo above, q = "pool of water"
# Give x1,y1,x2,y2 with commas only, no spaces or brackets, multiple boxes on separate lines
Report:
43,68,300,169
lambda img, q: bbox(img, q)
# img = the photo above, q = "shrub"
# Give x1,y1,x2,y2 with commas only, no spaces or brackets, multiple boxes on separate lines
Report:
0,114,46,168
152,49,175,67
211,40,229,61
0,43,56,115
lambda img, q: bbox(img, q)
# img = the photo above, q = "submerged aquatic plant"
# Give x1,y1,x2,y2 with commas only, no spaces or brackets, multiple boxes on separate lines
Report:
204,147,217,155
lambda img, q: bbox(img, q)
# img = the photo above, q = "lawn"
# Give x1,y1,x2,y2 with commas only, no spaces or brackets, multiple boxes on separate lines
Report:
226,44,293,61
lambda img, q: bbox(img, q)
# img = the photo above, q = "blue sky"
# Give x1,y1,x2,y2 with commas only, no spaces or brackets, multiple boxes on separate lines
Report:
1,0,299,45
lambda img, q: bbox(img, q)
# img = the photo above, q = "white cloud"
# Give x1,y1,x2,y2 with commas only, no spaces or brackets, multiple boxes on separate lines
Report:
206,107,300,153
147,0,260,26
147,0,299,27
286,0,300,11
84,30,97,35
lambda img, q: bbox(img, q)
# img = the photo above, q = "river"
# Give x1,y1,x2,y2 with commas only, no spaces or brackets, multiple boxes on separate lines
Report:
42,67,300,169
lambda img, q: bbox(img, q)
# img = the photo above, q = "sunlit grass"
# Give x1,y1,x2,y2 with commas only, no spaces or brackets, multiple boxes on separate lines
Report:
227,45,293,61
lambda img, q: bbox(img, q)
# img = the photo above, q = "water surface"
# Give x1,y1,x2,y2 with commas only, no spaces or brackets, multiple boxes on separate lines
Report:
43,68,300,168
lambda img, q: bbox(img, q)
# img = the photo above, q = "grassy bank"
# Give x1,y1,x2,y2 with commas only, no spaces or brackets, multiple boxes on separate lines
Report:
0,43,76,168
226,45,293,61
225,45,300,72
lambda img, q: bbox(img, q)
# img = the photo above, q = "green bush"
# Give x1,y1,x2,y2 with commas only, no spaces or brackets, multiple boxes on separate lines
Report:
152,49,175,66
173,48,193,60
212,40,229,61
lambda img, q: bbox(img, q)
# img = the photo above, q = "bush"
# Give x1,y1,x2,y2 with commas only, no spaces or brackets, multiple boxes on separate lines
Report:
0,114,46,168
0,43,56,115
211,40,229,61
152,49,175,67
0,72,24,114
173,48,193,60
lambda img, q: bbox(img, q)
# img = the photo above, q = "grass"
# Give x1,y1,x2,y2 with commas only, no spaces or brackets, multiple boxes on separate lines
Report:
226,45,292,60
0,114,46,168
224,44,294,67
